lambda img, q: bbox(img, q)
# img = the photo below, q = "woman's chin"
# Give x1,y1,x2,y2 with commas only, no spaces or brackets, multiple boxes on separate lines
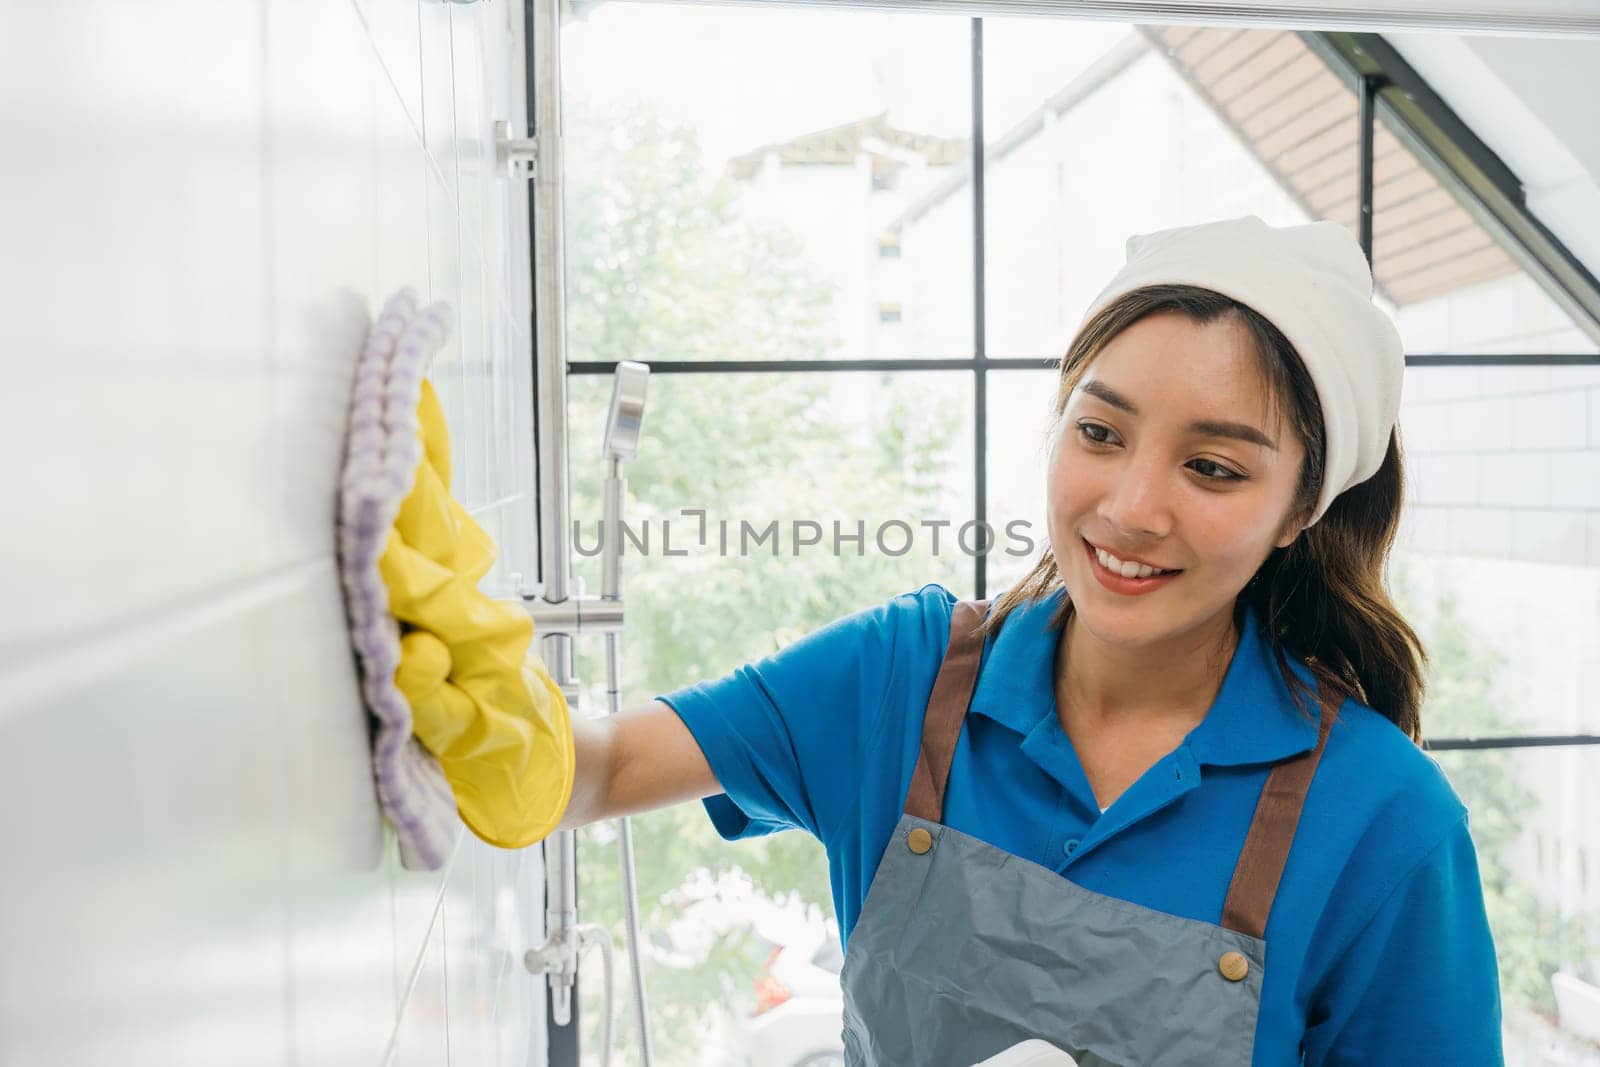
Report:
1075,607,1155,640
1066,572,1193,629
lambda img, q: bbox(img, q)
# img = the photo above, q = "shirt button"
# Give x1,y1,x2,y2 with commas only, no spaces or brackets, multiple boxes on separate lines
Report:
907,827,933,855
1062,838,1080,857
1218,951,1250,982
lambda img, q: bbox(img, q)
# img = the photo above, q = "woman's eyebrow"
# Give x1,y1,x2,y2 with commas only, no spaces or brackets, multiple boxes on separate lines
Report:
1080,380,1139,413
1079,379,1278,451
1192,418,1279,451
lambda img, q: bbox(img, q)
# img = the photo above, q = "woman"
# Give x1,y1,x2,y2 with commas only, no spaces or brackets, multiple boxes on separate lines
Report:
556,216,1504,1065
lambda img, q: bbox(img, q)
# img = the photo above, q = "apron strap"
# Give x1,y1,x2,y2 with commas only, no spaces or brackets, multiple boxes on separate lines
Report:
903,598,990,823
1219,681,1343,939
903,595,1344,942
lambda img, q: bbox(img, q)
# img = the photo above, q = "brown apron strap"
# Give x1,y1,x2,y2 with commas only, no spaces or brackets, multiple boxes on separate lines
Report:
906,597,1340,939
1220,682,1343,939
904,599,990,823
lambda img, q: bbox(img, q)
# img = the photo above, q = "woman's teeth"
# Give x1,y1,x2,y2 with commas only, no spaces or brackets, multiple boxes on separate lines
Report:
1094,546,1175,579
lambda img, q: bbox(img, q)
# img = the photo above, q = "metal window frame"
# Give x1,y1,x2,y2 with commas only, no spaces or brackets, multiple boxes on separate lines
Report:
542,12,1600,1061
574,0,1600,37
1302,30,1600,344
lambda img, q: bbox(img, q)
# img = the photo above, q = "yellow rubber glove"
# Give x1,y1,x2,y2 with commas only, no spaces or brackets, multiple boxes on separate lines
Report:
379,379,575,849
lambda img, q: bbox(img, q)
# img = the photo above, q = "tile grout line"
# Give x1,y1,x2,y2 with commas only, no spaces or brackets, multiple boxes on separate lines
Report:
382,830,464,1066
354,0,430,157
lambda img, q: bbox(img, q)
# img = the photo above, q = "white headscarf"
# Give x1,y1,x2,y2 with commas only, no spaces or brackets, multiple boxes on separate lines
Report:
1079,215,1405,527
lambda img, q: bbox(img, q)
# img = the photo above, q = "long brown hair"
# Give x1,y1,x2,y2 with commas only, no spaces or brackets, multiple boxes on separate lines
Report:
986,284,1427,742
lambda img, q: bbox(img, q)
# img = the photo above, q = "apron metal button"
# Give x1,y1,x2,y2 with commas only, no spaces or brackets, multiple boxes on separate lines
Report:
1218,951,1249,982
907,828,933,854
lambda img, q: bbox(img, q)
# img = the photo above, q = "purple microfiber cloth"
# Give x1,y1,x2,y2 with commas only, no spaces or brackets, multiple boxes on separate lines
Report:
337,287,459,870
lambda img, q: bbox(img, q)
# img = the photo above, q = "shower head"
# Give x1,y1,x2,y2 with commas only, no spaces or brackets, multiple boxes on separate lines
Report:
602,360,649,461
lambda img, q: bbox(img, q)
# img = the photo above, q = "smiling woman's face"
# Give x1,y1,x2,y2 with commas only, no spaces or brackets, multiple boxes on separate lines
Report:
1047,309,1308,648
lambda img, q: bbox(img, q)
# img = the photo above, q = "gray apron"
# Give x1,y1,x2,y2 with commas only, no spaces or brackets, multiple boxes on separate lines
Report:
839,599,1340,1066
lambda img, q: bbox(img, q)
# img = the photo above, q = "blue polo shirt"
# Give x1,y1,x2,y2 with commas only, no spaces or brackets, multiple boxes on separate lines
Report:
658,583,1504,1065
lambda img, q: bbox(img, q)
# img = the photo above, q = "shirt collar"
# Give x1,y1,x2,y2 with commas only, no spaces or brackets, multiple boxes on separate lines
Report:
969,591,1322,767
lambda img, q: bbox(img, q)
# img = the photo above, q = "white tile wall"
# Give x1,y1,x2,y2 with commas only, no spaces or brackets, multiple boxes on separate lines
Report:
1410,453,1479,505
1446,397,1513,451
1512,390,1589,450
1396,398,1447,447
1450,505,1516,556
1396,264,1600,567
1552,451,1600,510
1510,508,1590,564
1447,275,1517,347
1480,451,1550,508
0,0,546,1063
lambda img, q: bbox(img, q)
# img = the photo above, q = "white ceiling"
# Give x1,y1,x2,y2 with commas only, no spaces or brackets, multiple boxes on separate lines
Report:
1386,32,1600,282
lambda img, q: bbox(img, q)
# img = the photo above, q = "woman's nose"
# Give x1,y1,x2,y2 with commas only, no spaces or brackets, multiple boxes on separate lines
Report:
1098,455,1173,539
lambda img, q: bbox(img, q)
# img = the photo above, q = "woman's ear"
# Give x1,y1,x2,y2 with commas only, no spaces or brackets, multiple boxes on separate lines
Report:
1274,510,1308,550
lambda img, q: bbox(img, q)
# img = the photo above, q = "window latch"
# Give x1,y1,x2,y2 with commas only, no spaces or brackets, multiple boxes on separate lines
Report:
494,119,539,179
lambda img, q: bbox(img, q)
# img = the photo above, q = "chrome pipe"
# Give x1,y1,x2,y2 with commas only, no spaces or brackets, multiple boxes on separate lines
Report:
517,596,626,636
524,0,653,1047
602,426,655,1064
601,460,623,602
528,0,580,1032
531,0,572,614
609,632,656,1067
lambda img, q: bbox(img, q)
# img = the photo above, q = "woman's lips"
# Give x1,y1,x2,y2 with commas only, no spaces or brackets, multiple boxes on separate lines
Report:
1082,538,1182,595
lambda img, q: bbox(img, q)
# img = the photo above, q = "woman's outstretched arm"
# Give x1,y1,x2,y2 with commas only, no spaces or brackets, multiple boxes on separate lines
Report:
556,699,722,831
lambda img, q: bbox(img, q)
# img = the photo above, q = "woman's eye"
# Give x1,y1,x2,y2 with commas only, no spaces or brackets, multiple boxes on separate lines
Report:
1189,459,1243,481
1076,422,1113,445
1075,422,1248,483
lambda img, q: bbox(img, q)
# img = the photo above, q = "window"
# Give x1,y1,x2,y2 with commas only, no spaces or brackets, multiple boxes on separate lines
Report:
554,5,1600,1061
